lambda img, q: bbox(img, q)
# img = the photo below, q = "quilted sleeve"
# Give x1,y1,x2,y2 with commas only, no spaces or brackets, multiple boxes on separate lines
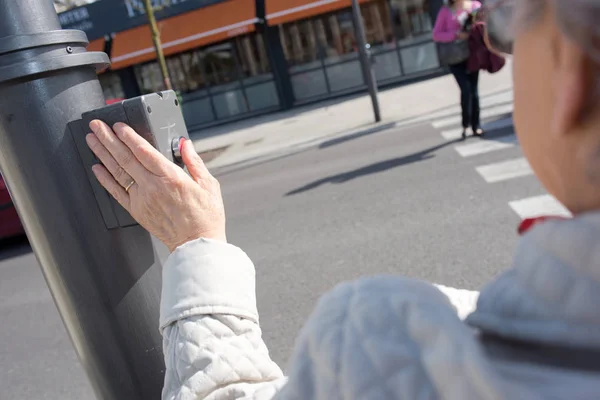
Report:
274,277,499,400
160,238,286,400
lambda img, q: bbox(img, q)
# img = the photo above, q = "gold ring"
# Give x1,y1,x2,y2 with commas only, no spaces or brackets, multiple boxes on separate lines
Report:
124,179,135,192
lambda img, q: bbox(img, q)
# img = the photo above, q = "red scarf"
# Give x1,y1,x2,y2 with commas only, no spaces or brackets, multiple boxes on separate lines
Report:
518,216,570,235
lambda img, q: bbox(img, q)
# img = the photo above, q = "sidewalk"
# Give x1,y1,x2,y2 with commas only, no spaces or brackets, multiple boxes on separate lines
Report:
191,60,514,170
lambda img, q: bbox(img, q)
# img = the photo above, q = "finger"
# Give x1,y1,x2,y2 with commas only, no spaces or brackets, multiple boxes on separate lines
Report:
91,164,130,210
89,120,147,181
181,139,210,182
112,122,170,177
86,133,136,190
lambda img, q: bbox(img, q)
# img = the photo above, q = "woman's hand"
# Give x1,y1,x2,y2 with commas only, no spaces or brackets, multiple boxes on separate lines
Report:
86,120,226,252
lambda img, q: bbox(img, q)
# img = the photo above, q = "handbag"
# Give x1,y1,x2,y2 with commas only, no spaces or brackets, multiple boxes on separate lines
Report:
437,39,470,66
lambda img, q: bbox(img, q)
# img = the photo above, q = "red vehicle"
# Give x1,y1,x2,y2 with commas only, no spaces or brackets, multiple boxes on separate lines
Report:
0,174,25,240
105,98,125,105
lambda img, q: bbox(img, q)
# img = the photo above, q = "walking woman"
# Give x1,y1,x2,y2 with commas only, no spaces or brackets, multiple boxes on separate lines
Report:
433,0,484,139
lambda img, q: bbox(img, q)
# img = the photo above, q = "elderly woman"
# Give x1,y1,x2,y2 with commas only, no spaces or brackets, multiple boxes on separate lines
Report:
85,0,600,398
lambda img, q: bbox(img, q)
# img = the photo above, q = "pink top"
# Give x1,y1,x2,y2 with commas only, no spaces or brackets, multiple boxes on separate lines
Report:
433,1,482,43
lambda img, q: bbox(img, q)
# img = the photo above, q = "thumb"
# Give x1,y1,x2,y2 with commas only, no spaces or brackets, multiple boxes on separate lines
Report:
181,139,209,182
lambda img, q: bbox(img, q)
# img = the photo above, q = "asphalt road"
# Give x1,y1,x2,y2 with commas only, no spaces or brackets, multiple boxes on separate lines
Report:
0,114,545,398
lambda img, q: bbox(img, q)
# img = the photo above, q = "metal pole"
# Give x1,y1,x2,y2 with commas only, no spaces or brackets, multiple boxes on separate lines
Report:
351,0,382,122
0,1,165,399
143,0,173,90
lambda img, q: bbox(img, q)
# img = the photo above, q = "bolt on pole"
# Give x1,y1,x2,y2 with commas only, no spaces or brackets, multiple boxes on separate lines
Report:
0,1,166,399
351,0,382,123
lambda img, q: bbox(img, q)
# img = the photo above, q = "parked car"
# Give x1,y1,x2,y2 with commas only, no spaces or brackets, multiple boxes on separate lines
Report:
105,98,124,105
0,174,25,240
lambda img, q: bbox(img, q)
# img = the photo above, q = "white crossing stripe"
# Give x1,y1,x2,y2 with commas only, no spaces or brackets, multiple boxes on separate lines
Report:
454,135,517,157
432,104,514,129
440,117,513,140
509,195,571,219
476,157,533,183
441,127,466,141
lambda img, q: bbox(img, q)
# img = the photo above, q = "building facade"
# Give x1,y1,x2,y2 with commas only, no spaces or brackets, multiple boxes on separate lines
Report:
59,0,445,130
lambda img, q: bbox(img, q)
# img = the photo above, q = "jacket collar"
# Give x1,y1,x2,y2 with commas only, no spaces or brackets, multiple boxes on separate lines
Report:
517,216,570,236
466,211,600,349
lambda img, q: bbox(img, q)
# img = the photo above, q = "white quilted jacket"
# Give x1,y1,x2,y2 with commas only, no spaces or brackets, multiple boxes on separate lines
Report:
160,212,600,399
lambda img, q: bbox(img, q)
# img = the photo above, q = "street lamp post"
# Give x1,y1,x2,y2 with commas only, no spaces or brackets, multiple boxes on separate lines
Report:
351,0,382,123
0,1,166,398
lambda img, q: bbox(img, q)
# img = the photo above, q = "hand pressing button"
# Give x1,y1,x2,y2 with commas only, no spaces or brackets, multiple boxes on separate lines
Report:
171,136,185,164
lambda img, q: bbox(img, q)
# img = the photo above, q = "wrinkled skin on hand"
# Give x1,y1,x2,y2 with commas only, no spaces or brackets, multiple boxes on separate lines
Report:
86,120,226,252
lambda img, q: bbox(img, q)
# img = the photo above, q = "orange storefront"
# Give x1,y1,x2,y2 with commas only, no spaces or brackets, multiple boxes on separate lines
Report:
59,0,442,130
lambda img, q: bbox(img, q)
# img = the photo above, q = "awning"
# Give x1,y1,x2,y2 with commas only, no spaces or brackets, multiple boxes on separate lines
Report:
110,0,258,70
87,38,105,53
266,0,372,26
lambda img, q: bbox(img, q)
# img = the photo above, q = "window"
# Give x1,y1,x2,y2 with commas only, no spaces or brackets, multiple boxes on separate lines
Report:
133,32,271,95
201,43,238,87
279,21,318,67
389,0,433,41
361,0,395,47
135,62,163,94
99,71,125,100
278,9,359,68
235,35,270,78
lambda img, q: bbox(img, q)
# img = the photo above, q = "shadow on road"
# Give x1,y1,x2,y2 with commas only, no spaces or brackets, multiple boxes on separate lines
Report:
0,235,32,261
286,138,463,196
213,103,514,179
317,101,513,151
318,122,398,149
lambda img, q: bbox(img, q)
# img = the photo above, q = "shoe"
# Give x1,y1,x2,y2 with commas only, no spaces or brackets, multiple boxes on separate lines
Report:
461,129,467,140
473,128,484,137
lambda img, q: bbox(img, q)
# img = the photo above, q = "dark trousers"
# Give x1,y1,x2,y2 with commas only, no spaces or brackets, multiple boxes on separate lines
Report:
449,61,480,130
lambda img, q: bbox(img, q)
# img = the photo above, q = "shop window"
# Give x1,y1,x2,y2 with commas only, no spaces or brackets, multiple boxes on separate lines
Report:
133,32,271,95
390,0,433,42
325,11,357,58
361,0,396,48
99,71,125,100
235,35,271,79
165,56,193,93
278,9,358,70
135,62,163,94
173,51,208,93
201,43,238,88
278,21,318,67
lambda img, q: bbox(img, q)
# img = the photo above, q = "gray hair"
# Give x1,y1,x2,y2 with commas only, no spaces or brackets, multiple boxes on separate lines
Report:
516,0,600,63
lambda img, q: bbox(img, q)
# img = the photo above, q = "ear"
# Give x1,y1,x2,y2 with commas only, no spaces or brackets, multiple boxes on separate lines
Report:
551,33,593,136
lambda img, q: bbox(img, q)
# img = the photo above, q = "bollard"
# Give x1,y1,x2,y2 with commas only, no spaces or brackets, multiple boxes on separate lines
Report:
0,0,167,398
351,0,382,123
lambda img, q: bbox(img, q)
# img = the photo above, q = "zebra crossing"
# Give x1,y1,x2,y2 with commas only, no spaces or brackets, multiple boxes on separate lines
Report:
431,91,572,220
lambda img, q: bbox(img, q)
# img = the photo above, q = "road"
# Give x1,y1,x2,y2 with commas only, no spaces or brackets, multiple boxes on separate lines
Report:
0,107,563,398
